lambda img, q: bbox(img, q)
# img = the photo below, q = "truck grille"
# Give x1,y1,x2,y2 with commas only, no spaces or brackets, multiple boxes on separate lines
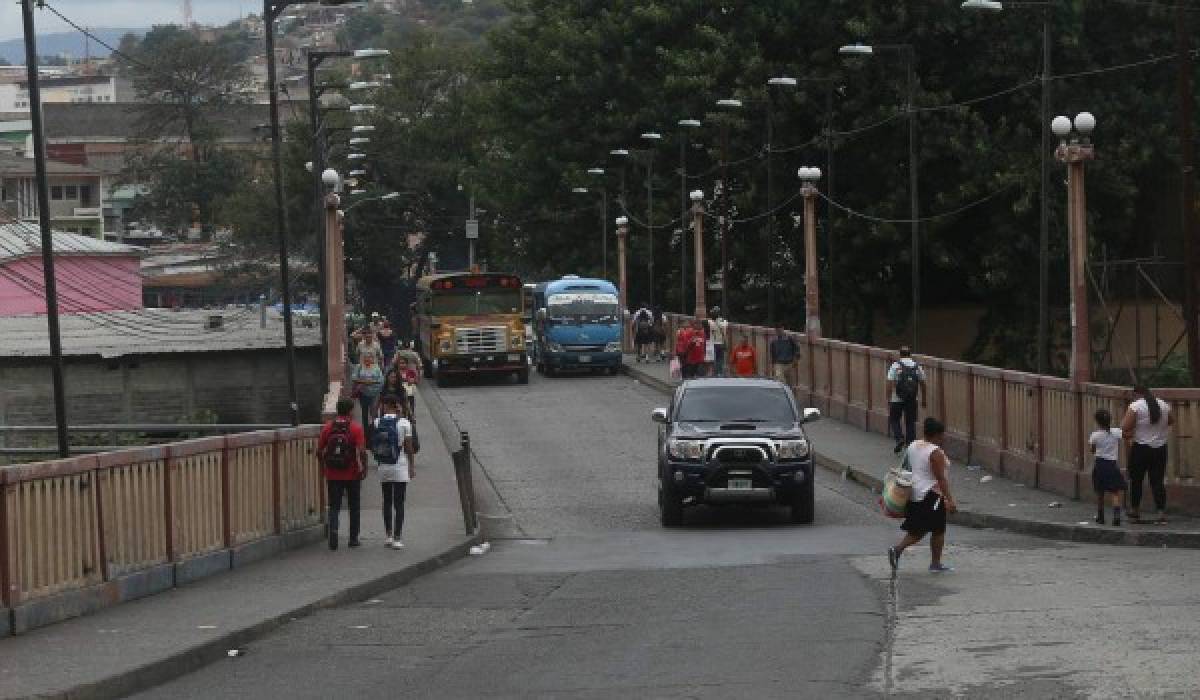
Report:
713,446,768,465
455,326,506,354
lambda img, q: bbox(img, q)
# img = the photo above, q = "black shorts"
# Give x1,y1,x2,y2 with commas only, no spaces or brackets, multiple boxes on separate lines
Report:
902,491,947,537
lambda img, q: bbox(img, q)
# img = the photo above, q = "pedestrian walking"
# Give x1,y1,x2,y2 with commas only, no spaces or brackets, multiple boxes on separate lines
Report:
378,320,397,368
731,336,758,378
351,353,384,433
1089,408,1127,526
1121,385,1174,524
379,369,405,413
888,417,957,574
674,323,695,379
632,303,654,361
652,306,668,361
707,307,728,376
356,329,384,369
318,398,367,551
372,396,414,550
887,347,927,454
394,340,423,377
395,356,420,416
683,320,707,379
769,324,798,384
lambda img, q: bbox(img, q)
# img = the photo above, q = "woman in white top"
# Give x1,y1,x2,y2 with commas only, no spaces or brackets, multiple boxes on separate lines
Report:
888,417,958,574
373,396,414,549
1120,385,1174,524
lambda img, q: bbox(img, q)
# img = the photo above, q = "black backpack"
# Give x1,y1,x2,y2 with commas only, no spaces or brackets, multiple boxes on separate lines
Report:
895,363,921,401
322,420,354,470
372,415,402,464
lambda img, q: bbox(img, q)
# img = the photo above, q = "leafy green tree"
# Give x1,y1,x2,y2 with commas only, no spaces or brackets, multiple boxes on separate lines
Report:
116,25,253,235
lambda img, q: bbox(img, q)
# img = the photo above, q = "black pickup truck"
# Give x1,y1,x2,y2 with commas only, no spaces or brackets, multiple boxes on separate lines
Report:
652,378,821,526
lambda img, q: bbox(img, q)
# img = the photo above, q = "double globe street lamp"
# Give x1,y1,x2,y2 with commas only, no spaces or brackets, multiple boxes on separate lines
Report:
1051,111,1097,384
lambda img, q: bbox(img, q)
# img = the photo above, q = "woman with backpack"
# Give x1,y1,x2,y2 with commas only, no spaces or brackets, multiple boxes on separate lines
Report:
373,396,414,549
1121,385,1174,524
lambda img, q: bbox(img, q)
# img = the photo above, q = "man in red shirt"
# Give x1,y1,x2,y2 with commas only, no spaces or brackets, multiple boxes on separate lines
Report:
731,336,758,378
318,398,368,550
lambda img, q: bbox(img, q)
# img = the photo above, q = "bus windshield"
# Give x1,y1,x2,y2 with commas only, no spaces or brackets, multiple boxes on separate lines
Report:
431,290,522,316
547,292,620,322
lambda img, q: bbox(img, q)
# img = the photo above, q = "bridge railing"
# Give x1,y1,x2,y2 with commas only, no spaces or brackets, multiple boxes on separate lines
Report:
662,313,1200,512
1,426,323,633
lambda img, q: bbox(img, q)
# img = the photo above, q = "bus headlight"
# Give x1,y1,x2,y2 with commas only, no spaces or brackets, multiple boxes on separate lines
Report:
604,342,622,353
547,342,564,353
510,335,524,348
439,340,452,353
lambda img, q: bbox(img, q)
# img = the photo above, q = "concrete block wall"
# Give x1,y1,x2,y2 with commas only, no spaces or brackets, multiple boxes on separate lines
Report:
0,348,323,453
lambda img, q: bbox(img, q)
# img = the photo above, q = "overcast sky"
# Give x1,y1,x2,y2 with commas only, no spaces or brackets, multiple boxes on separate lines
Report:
1,1,251,41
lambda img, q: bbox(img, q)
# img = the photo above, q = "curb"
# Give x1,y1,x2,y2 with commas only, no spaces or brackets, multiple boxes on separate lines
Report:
620,363,1200,550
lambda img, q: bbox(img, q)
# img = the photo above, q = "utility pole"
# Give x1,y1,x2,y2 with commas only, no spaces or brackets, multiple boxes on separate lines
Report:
1037,9,1053,375
1054,113,1096,384
765,95,776,325
1177,6,1199,385
264,0,299,426
824,83,836,338
691,191,707,320
720,122,730,315
22,0,69,458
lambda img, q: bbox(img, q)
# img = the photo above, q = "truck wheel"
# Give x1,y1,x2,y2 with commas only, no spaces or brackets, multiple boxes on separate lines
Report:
545,365,556,378
790,479,815,524
435,368,449,388
659,484,684,527
517,369,530,384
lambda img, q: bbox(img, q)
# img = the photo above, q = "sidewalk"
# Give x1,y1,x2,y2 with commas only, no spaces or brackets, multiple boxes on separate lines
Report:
622,356,1200,548
0,389,480,700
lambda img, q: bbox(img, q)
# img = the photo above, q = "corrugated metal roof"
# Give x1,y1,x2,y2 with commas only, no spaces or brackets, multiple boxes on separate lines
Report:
0,223,142,265
0,308,321,359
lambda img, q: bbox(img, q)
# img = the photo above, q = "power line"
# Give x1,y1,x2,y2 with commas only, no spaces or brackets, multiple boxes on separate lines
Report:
816,183,1018,225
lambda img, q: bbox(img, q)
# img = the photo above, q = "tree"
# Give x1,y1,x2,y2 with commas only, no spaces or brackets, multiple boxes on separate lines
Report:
116,26,253,235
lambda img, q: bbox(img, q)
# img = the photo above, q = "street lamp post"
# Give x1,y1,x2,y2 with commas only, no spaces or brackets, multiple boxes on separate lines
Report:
690,190,708,320
715,98,743,315
641,132,663,307
765,77,798,325
616,216,630,317
962,0,1053,373
840,42,920,350
677,119,702,314
321,169,344,385
265,0,370,424
1052,112,1097,384
572,185,608,278
798,167,823,338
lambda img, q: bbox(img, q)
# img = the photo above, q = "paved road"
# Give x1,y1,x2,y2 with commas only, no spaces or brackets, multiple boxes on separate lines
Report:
135,371,1200,699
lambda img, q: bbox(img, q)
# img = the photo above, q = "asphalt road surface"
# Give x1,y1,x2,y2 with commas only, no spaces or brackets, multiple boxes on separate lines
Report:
136,370,1200,699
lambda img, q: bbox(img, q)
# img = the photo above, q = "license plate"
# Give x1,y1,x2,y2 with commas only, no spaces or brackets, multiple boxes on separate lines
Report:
727,478,753,490
578,355,592,363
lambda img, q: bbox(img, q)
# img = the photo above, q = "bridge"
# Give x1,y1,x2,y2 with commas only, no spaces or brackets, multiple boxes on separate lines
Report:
1,316,1199,697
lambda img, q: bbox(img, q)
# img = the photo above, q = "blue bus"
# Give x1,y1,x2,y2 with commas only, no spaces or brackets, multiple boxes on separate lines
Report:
532,276,623,376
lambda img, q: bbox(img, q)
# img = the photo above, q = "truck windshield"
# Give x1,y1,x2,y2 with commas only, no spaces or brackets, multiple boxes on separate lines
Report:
675,387,796,423
431,290,521,316
547,293,619,322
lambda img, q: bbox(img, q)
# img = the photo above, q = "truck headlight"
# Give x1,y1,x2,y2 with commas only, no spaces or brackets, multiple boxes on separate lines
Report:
547,342,564,353
774,439,810,460
668,439,705,461
511,335,524,348
604,342,622,353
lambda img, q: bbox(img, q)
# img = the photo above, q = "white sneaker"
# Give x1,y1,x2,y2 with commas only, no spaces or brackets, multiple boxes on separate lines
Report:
390,540,405,550
384,536,393,547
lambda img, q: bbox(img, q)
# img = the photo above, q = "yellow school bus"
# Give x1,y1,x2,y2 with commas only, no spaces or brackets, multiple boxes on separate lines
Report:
413,272,528,386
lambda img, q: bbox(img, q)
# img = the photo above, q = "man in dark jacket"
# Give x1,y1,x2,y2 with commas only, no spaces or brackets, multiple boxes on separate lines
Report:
769,324,799,384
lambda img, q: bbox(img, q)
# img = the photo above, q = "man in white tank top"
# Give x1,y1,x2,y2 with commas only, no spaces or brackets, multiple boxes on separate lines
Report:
888,417,958,574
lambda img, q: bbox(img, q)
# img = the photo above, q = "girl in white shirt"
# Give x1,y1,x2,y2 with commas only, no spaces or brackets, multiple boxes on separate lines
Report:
1088,409,1126,526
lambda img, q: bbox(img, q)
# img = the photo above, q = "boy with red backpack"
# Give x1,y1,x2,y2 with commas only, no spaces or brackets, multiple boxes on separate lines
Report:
318,398,368,550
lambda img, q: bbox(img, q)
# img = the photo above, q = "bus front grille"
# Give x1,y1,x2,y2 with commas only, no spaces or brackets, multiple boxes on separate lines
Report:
455,326,506,354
